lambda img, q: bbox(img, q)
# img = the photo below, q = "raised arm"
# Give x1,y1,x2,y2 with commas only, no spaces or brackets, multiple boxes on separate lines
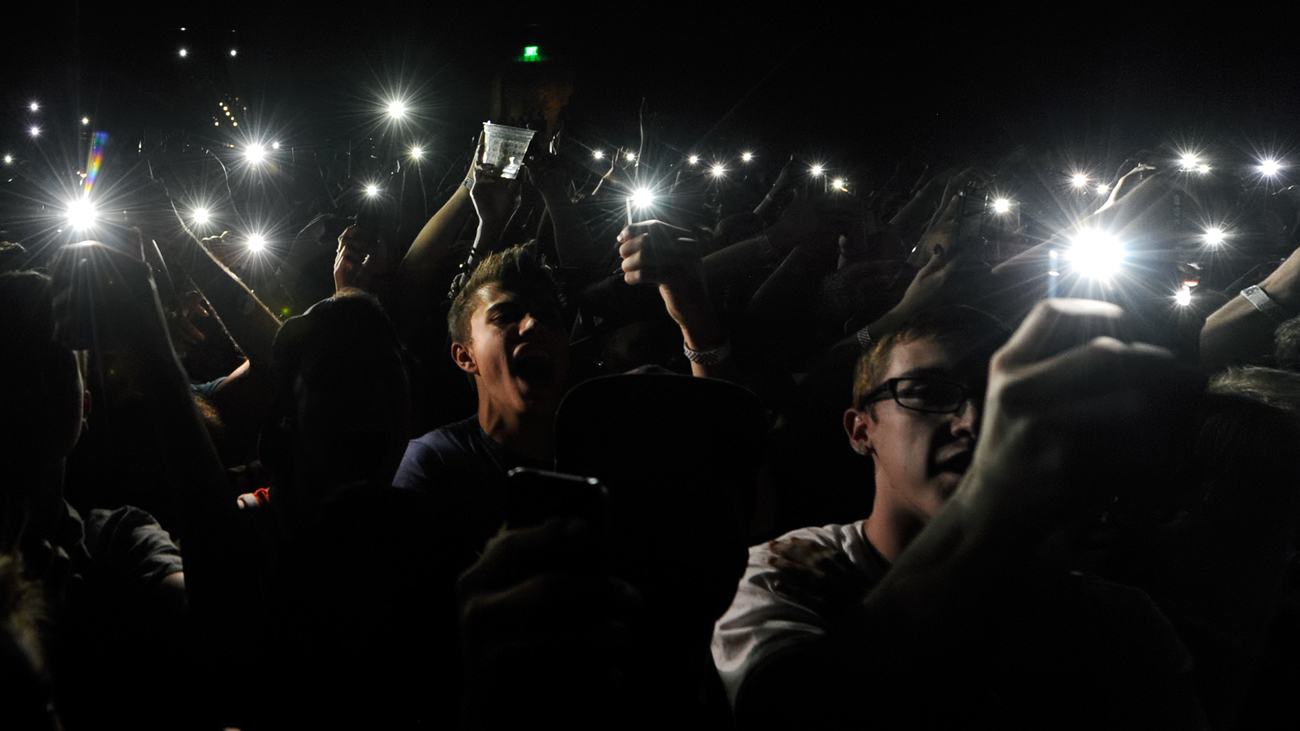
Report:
1200,243,1300,371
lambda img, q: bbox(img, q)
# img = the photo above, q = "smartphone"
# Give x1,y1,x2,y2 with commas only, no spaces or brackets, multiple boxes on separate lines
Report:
505,467,608,531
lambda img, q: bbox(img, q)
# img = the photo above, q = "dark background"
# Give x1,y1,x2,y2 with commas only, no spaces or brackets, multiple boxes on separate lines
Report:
3,3,1296,210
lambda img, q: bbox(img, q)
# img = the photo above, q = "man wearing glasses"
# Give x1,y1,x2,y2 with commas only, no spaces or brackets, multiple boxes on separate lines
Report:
713,301,1212,726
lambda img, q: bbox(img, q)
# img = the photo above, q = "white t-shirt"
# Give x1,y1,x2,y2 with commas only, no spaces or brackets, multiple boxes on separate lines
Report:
711,520,890,707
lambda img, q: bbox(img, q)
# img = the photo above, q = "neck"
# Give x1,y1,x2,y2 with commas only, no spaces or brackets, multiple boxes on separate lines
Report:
863,479,928,563
478,397,554,463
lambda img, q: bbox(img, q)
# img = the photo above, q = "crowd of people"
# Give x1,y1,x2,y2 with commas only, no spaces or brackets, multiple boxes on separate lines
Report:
4,116,1300,730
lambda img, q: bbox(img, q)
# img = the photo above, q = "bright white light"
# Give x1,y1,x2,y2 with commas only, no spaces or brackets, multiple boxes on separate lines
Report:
1179,153,1200,171
1097,183,1110,194
711,164,726,177
630,188,654,208
245,144,265,163
81,117,90,125
625,152,637,162
810,165,824,176
992,198,1012,213
832,178,847,190
410,146,423,159
1175,286,1192,306
365,184,380,197
741,152,754,162
688,155,699,165
1197,164,1211,174
1260,159,1282,176
193,208,210,224
29,126,40,137
247,235,266,252
271,141,281,150
66,198,96,229
3,155,11,164
229,49,238,57
387,100,406,118
1068,229,1125,280
1071,173,1088,188
179,48,188,58
592,150,604,160
29,102,39,112
1204,227,1226,245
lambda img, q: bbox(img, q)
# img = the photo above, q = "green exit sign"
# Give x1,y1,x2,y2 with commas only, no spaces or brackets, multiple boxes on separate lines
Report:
518,46,544,62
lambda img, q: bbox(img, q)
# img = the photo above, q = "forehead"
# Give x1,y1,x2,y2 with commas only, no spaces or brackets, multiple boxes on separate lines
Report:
882,337,969,381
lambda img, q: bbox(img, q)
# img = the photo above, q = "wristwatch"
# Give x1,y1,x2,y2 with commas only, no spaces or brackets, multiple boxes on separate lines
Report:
1241,285,1287,323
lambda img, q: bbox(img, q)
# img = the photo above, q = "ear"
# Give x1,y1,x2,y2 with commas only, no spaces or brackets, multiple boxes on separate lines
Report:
451,341,479,376
844,407,875,457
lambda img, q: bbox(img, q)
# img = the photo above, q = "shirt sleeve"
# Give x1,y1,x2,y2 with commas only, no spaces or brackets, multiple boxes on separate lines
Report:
393,436,446,490
711,529,838,708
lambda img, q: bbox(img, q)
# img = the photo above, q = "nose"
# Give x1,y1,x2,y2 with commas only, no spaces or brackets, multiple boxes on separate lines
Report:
950,397,980,437
518,311,545,335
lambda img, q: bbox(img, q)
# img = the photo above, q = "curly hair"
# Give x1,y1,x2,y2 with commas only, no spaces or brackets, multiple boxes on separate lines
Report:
446,243,563,345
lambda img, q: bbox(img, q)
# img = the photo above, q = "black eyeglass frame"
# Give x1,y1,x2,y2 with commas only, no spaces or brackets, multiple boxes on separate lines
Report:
858,377,979,414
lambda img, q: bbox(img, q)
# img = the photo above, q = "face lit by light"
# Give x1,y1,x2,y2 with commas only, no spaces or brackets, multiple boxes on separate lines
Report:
625,152,636,162
67,198,96,229
1204,227,1226,245
741,152,754,162
1071,173,1088,188
630,188,654,208
688,155,699,165
992,198,1012,213
365,184,380,197
1068,229,1125,280
592,150,604,160
711,164,726,177
810,164,824,176
387,100,406,118
247,234,266,251
193,208,210,224
245,144,265,163
29,126,40,137
1174,286,1192,306
1260,159,1282,176
179,48,188,58
410,146,423,159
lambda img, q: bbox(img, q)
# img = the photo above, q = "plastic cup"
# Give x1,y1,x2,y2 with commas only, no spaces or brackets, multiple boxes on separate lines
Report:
481,122,535,179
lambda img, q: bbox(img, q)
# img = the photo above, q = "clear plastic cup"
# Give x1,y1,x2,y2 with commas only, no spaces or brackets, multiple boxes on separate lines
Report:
481,122,536,179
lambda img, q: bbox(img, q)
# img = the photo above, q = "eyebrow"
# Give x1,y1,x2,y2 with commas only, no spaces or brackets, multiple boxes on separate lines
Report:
892,367,961,380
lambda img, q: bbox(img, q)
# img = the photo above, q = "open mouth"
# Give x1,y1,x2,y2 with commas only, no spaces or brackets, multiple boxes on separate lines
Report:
513,352,556,386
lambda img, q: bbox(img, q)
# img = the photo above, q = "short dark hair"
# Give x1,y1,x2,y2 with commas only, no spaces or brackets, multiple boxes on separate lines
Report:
852,306,1011,411
447,244,562,345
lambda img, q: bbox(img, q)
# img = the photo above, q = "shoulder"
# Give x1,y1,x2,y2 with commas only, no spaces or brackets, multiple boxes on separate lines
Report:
394,415,504,489
712,521,877,706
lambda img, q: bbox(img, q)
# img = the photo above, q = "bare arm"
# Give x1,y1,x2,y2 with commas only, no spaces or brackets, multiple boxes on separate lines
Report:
1201,245,1300,371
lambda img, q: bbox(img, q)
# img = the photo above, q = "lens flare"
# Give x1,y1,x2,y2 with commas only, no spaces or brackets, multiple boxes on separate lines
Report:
1260,159,1282,176
625,152,637,162
810,164,824,176
593,150,604,160
410,146,423,159
741,152,754,162
711,164,726,177
245,144,265,163
66,198,97,229
630,188,654,208
179,48,188,58
1068,229,1125,280
365,184,380,197
387,100,406,118
992,198,1012,213
688,155,699,165
1175,286,1192,306
1204,227,1226,245
193,208,210,224
247,234,266,251
1071,173,1088,188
